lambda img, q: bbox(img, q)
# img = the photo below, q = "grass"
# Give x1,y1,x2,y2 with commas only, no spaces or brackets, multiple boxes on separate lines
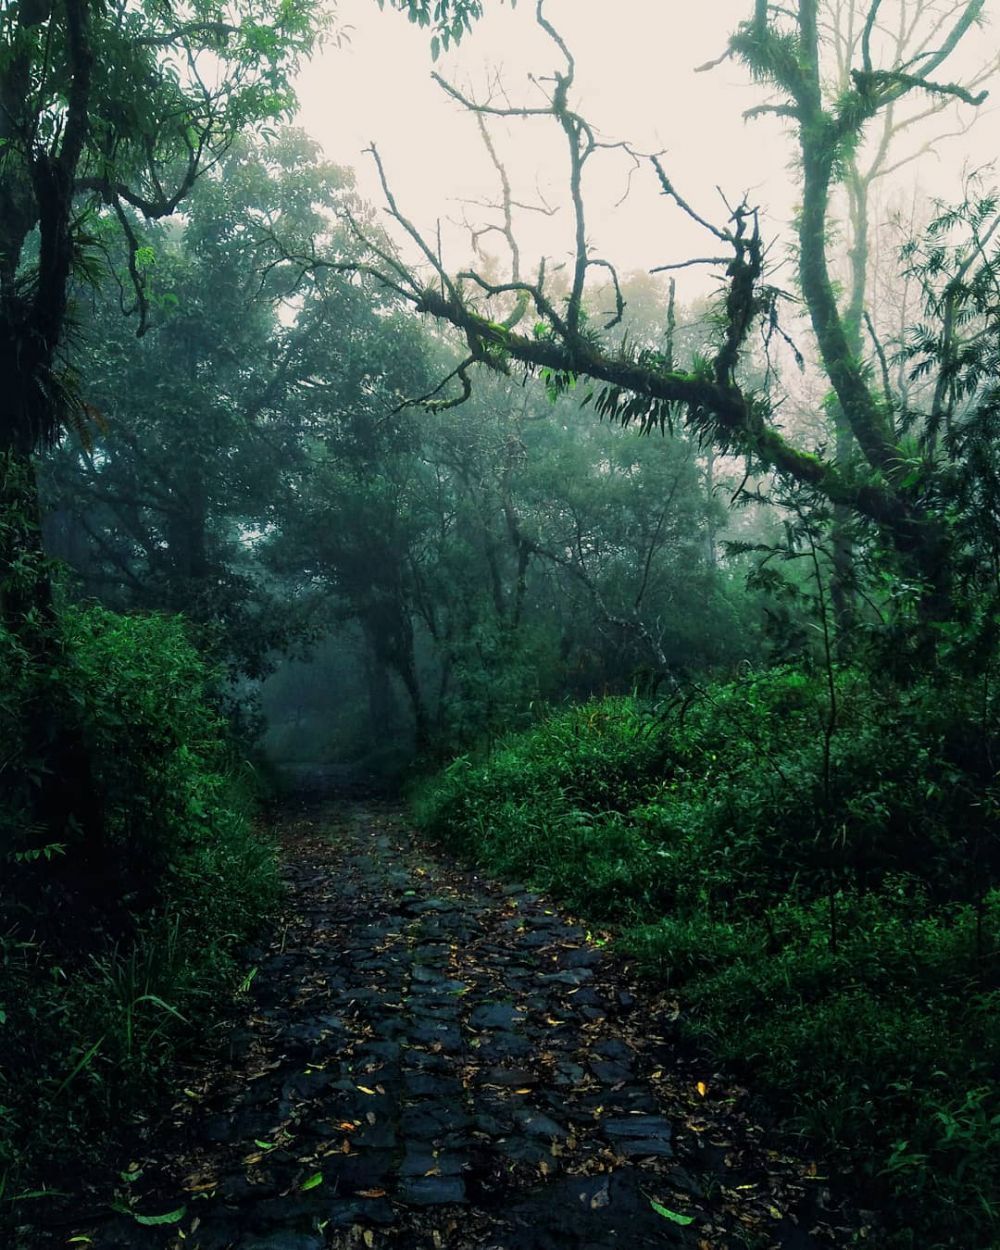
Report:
413,669,1000,1249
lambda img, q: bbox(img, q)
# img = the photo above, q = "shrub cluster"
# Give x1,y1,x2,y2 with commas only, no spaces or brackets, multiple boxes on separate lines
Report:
415,668,1000,1248
0,606,279,1209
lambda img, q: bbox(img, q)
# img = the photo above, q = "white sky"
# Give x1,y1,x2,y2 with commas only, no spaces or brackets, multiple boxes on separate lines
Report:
293,0,1000,304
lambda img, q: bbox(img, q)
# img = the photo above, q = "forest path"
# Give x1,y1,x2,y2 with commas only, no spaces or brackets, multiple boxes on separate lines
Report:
67,800,856,1250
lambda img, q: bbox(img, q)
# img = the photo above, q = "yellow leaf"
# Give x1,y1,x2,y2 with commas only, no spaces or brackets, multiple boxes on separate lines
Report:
696,1081,708,1098
363,1231,375,1248
357,1085,376,1095
514,1088,532,1094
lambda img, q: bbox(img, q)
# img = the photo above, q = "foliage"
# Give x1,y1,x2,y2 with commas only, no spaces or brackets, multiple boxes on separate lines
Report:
415,666,1000,1247
42,131,356,680
0,605,279,1209
377,0,513,57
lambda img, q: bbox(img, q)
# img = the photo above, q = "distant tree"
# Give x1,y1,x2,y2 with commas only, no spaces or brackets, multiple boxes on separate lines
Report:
0,0,322,631
44,131,353,679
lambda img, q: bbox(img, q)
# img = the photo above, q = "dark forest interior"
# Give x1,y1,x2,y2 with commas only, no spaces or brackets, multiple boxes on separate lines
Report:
2,2,999,1248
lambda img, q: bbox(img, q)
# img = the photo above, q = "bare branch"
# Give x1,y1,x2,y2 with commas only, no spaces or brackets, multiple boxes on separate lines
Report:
587,257,625,329
854,66,989,107
744,103,800,120
110,198,149,338
861,0,882,74
366,143,460,303
649,156,730,243
864,309,893,407
650,256,731,273
694,48,733,72
393,355,475,413
134,21,238,46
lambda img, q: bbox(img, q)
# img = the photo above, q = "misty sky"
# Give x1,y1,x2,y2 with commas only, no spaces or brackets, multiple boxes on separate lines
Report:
294,0,999,302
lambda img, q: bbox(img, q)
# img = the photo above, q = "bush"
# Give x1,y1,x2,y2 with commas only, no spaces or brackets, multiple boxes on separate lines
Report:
414,666,1000,1247
0,605,279,1210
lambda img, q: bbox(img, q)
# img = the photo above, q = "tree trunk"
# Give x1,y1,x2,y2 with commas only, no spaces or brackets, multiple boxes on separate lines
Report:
362,623,398,743
0,446,54,632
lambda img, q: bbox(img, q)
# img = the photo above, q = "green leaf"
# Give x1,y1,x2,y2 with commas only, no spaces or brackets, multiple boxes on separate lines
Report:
649,1198,694,1225
130,1206,187,1226
53,1035,105,1098
300,1172,323,1191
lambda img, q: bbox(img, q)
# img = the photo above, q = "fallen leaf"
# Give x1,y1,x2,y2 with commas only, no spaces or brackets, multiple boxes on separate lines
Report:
363,1231,375,1247
357,1188,386,1198
696,1081,708,1098
300,1173,323,1192
127,1207,187,1228
649,1197,694,1226
356,1085,376,1095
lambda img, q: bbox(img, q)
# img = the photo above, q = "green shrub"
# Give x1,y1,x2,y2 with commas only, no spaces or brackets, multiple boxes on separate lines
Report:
0,605,279,1210
415,666,1000,1247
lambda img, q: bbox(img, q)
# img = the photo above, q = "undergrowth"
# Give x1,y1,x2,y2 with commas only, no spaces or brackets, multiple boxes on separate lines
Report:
0,606,279,1219
414,668,1000,1249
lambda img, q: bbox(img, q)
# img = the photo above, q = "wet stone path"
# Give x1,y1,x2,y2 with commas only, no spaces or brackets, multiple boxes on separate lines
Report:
60,801,857,1250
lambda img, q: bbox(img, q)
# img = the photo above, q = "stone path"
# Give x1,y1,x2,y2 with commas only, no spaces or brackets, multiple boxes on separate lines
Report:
48,801,858,1250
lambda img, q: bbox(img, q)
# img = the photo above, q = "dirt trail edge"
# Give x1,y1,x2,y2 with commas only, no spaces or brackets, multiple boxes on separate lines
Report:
38,800,863,1250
